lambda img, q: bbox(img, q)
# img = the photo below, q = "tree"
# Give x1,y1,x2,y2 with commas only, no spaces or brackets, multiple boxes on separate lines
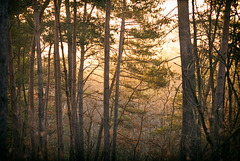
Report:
54,0,64,160
103,0,111,160
120,0,172,90
29,33,36,161
65,0,72,100
0,1,9,160
77,1,87,160
44,43,52,161
189,0,239,160
177,0,198,160
213,0,233,159
8,24,21,160
33,0,47,160
72,0,78,158
192,0,202,157
112,0,126,161
64,1,75,159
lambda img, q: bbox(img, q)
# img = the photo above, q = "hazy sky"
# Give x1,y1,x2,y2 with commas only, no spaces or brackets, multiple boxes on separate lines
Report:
161,0,205,72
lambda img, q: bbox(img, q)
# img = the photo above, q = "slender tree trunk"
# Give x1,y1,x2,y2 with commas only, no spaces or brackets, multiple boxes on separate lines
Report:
17,16,22,141
206,0,222,133
77,1,87,160
17,16,26,156
103,0,111,160
112,1,125,160
95,78,141,161
133,114,144,161
72,1,78,160
77,43,85,161
28,1,50,159
8,26,21,160
86,110,94,161
94,61,124,161
65,1,75,159
94,118,104,161
0,2,9,160
65,0,72,100
33,1,46,160
169,84,181,149
192,0,202,159
44,43,52,161
54,0,64,160
208,0,216,133
29,34,36,161
213,0,232,160
177,0,198,160
56,1,73,160
227,5,237,131
21,52,28,156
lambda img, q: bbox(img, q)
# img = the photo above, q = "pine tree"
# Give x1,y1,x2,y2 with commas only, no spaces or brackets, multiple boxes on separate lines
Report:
177,0,198,160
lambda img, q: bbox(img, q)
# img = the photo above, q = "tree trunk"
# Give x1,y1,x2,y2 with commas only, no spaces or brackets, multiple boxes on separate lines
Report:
95,58,124,161
29,34,36,161
192,0,202,159
112,0,125,160
8,26,21,160
65,1,75,159
72,1,78,160
133,113,144,161
17,16,22,142
0,2,9,161
33,1,46,160
56,1,73,159
21,52,28,157
28,1,50,159
54,0,64,160
177,0,198,160
77,43,85,161
103,0,111,160
207,0,222,134
77,1,87,160
44,43,52,161
65,0,72,100
94,118,104,161
213,0,232,159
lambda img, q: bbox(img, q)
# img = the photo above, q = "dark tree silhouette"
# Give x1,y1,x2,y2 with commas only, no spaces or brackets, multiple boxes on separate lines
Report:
177,0,198,160
0,1,9,161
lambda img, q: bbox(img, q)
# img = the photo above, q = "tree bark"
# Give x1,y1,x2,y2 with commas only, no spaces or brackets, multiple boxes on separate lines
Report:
77,43,85,161
29,34,36,161
65,0,72,101
28,1,50,159
64,1,75,159
17,17,22,143
54,0,64,160
0,2,9,161
72,1,78,160
33,1,46,160
8,25,21,160
21,51,28,157
103,0,111,160
77,1,87,160
112,0,125,160
192,0,202,159
56,1,73,160
213,0,232,159
177,0,198,160
44,43,52,161
94,118,104,161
